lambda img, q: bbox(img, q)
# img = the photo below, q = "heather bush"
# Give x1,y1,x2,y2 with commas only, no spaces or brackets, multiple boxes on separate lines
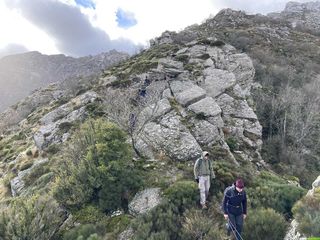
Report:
243,208,287,240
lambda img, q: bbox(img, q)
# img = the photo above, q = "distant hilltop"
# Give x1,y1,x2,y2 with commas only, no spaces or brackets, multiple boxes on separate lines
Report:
0,50,129,113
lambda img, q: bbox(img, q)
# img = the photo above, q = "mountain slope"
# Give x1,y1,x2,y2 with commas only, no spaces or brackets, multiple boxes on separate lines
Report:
0,50,129,113
0,2,319,239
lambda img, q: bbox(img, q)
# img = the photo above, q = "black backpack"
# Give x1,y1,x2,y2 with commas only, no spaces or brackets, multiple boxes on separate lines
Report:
220,185,235,213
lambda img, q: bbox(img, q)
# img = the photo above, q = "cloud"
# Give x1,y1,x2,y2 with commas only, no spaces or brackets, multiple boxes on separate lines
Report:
212,0,313,14
0,43,29,59
5,0,138,56
75,0,95,9
116,8,137,29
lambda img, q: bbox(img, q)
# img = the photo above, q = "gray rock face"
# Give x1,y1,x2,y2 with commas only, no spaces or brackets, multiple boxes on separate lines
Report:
10,158,49,197
203,69,237,98
188,97,221,117
175,85,206,107
135,39,261,163
284,219,307,240
141,112,202,161
34,91,98,149
307,175,320,196
128,188,162,216
190,120,222,146
216,94,257,120
270,1,320,33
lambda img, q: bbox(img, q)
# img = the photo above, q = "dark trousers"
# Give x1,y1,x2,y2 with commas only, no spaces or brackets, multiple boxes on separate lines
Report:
228,214,243,240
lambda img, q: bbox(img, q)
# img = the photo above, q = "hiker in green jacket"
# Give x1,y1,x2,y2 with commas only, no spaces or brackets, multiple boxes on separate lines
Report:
194,151,215,209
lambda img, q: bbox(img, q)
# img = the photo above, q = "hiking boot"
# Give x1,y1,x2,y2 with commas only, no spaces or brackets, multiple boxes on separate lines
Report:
201,204,207,209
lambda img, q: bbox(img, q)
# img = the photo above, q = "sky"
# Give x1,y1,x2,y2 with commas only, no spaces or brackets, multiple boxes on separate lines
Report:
0,0,314,58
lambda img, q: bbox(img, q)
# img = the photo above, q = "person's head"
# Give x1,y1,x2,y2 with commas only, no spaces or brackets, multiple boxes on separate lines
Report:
235,178,244,192
203,151,209,159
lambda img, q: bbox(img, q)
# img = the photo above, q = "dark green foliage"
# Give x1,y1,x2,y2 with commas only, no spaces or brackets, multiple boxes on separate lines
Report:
0,195,66,240
73,205,106,224
164,180,199,213
292,190,320,237
174,54,189,64
132,201,181,240
23,162,50,186
63,224,100,240
225,137,238,152
247,172,306,218
46,143,60,155
243,208,287,240
85,101,105,118
58,121,74,134
53,119,144,213
180,209,226,240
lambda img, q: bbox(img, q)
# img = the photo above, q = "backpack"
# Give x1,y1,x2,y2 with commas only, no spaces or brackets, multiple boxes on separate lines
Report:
220,185,235,213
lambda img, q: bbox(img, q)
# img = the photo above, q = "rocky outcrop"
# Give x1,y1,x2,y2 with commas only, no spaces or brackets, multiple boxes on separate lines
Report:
284,175,320,240
134,39,262,163
33,91,99,149
269,1,320,33
128,188,162,216
307,175,320,196
10,158,49,197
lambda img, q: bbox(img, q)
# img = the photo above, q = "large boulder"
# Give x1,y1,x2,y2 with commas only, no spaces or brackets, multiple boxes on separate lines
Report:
128,188,162,216
141,112,202,161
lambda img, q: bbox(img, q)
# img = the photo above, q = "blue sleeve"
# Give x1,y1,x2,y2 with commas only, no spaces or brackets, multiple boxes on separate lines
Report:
223,191,229,214
242,192,247,214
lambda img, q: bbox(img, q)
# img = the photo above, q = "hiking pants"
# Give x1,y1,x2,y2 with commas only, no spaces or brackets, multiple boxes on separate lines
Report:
199,175,210,205
228,214,243,240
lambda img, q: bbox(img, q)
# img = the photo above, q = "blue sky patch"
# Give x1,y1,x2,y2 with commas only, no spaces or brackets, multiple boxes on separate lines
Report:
116,8,137,29
75,0,95,9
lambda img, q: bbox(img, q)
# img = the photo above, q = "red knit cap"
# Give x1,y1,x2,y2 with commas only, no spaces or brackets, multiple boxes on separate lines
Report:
236,179,244,189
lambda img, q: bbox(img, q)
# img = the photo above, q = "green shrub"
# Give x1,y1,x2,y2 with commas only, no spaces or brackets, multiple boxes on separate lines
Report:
164,180,199,213
23,162,50,186
226,137,238,152
63,224,100,240
292,190,320,237
132,201,180,240
73,205,105,224
247,172,306,218
180,209,226,240
53,119,144,213
243,208,287,240
0,195,65,240
46,143,60,155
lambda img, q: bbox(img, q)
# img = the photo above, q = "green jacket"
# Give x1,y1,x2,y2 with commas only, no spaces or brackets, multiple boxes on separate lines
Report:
194,152,215,179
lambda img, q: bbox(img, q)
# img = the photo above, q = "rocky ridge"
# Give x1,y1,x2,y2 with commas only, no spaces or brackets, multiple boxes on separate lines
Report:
0,50,129,113
269,1,320,33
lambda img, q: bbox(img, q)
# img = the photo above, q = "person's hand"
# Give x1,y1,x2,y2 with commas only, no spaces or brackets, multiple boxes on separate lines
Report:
224,214,228,220
195,178,199,183
243,214,247,219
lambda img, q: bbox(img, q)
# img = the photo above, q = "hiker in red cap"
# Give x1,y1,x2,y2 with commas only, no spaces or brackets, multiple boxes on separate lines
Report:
222,179,247,240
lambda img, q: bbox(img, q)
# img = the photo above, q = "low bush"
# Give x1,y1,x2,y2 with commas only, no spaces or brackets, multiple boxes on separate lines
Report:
164,180,199,213
0,195,65,240
243,208,287,240
131,201,180,240
179,209,226,240
63,224,100,240
292,190,320,237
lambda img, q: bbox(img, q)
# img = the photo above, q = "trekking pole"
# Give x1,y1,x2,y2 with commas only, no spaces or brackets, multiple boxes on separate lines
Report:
227,218,244,240
228,220,238,240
